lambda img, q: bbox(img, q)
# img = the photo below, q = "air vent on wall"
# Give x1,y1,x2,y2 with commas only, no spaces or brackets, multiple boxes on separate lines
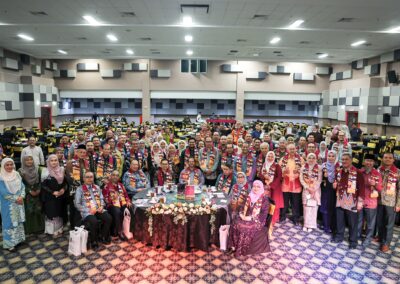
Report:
120,12,136,17
337,17,355,22
76,37,87,40
180,4,209,14
30,11,48,16
299,41,310,44
140,37,152,41
252,14,268,19
237,39,247,42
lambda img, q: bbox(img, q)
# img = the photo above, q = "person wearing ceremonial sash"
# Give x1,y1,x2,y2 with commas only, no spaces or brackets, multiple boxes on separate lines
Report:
58,135,71,160
123,158,150,197
68,130,86,159
95,144,117,188
55,147,67,168
85,141,98,173
279,143,303,225
220,143,236,170
179,157,205,186
218,135,227,153
231,121,246,145
357,154,382,247
229,172,250,220
256,142,270,181
155,159,174,186
261,134,274,152
261,151,283,227
166,144,180,182
199,137,220,186
318,142,328,164
234,143,256,183
215,163,236,194
300,153,322,232
177,140,187,156
375,152,400,252
179,138,199,172
269,124,282,142
0,158,25,251
75,172,112,249
274,137,287,162
296,137,307,156
129,140,146,170
92,136,102,154
331,153,364,249
66,144,90,228
107,138,124,177
331,131,352,162
199,123,211,140
228,180,270,257
103,170,132,241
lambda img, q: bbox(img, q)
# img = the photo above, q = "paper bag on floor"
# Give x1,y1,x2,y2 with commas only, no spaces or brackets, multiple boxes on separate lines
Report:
123,208,133,240
219,225,230,251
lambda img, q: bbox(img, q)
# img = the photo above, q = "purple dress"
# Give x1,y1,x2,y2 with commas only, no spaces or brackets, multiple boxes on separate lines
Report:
228,194,270,256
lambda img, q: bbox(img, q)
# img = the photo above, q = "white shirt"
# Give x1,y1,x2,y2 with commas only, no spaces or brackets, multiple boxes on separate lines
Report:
21,145,45,166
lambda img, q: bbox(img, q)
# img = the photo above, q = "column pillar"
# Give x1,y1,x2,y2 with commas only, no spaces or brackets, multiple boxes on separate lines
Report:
235,72,245,121
141,59,151,122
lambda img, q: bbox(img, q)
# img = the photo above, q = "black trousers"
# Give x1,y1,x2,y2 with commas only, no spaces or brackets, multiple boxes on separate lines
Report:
376,204,396,246
83,212,112,243
282,192,302,222
69,203,81,229
205,178,217,187
108,206,133,236
357,207,377,242
335,207,358,246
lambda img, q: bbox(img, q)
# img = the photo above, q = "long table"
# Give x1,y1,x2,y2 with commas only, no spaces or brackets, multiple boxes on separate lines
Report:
132,188,229,252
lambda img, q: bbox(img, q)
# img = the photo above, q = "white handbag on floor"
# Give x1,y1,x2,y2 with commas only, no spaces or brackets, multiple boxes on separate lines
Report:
45,217,63,235
68,226,88,256
219,225,230,251
123,208,133,240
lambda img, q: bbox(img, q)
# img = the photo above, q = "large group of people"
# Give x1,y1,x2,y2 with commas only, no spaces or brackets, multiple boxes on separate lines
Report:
0,119,398,257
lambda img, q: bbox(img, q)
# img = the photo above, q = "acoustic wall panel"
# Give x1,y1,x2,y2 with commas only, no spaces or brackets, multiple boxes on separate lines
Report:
52,62,58,71
45,60,52,70
20,54,31,65
123,63,148,71
246,71,267,80
150,69,171,78
31,65,42,75
77,62,99,71
364,64,381,76
53,70,76,78
100,69,122,78
330,70,352,81
2,58,20,70
351,59,368,70
315,67,332,75
380,49,400,63
220,64,242,73
343,70,352,79
268,65,290,74
293,73,314,81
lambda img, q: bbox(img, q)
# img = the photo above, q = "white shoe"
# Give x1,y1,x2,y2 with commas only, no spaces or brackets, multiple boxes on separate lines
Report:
302,227,307,232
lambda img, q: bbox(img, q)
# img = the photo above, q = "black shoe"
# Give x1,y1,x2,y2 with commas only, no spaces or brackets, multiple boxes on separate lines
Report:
101,237,111,245
331,239,343,244
349,244,357,249
119,234,128,241
91,242,99,249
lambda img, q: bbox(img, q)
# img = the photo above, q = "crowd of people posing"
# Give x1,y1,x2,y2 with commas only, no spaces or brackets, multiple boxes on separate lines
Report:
0,120,398,255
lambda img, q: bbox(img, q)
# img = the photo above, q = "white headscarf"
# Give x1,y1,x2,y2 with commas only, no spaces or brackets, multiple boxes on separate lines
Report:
264,151,276,172
1,158,22,194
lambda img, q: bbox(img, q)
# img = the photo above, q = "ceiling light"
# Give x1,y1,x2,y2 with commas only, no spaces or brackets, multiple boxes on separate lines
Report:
107,34,118,42
351,40,366,47
270,37,281,44
182,16,193,27
388,26,400,33
288,19,304,29
82,15,101,26
184,35,193,42
186,49,193,56
253,53,259,57
57,49,67,55
17,33,34,41
126,49,134,55
318,53,328,59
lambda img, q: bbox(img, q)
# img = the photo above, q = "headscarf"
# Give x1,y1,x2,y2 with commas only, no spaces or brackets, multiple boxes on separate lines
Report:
306,153,317,167
20,155,39,185
319,142,327,160
178,140,187,154
46,154,65,184
0,158,21,194
236,171,247,187
325,150,337,183
249,180,264,203
264,151,275,172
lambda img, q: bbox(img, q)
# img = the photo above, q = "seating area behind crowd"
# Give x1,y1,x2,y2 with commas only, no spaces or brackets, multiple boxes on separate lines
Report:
0,117,399,256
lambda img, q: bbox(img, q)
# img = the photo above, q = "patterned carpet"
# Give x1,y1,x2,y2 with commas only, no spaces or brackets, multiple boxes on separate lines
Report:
0,222,399,284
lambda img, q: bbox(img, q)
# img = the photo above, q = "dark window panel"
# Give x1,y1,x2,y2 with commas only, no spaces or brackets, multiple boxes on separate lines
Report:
94,102,101,108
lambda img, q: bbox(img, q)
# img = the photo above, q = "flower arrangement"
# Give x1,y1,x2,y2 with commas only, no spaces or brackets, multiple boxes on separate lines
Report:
146,202,218,237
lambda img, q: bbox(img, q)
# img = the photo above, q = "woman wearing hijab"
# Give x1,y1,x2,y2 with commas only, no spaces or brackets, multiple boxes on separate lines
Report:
300,153,322,232
0,158,25,251
318,141,328,164
320,150,339,233
229,172,250,220
228,180,270,256
41,154,67,236
177,140,187,156
18,155,44,234
261,151,283,230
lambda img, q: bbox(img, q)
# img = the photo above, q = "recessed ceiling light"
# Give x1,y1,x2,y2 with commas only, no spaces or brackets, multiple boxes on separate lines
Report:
184,35,193,42
253,53,259,57
182,16,193,27
388,26,400,33
17,33,34,41
186,49,193,56
288,19,304,29
82,15,101,26
126,49,134,55
318,53,328,59
107,34,118,42
270,37,281,44
351,40,366,47
57,49,67,55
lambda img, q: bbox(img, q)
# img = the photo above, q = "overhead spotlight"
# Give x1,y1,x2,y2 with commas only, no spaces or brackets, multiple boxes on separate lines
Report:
288,19,304,29
318,53,328,59
17,33,34,41
182,16,193,27
107,34,118,42
83,15,101,26
388,26,400,33
57,49,67,55
351,40,366,47
186,49,193,56
270,37,281,44
126,49,134,55
184,35,193,42
253,53,260,57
